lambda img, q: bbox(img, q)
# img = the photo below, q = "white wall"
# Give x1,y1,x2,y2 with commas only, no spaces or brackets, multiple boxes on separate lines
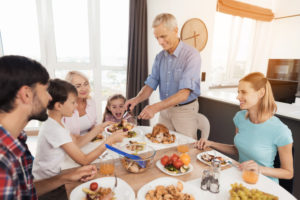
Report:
269,0,300,59
147,0,217,124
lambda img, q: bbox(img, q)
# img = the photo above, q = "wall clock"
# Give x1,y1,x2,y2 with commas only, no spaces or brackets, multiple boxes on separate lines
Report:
180,18,208,52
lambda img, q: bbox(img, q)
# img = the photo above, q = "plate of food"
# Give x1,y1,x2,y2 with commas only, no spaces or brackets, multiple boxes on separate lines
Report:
69,177,135,200
91,133,104,142
105,120,135,134
156,159,193,176
137,177,202,200
196,150,230,166
144,124,177,145
123,140,147,153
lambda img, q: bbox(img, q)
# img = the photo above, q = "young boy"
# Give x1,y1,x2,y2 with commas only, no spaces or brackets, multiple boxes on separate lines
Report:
33,79,125,181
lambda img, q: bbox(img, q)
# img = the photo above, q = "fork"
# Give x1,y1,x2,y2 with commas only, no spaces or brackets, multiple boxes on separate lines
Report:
112,173,118,192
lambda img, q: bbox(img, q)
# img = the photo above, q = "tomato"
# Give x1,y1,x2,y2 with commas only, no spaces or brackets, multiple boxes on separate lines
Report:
173,159,184,169
171,154,179,163
160,155,169,166
167,159,173,165
90,182,98,191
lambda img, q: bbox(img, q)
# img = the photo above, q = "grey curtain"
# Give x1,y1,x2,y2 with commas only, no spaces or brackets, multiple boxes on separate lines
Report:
126,0,149,126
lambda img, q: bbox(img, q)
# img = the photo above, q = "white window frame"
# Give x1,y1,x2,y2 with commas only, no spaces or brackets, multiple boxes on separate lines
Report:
35,0,127,120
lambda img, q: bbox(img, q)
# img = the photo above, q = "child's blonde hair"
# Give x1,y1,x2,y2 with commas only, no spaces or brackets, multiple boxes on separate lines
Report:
102,94,127,122
240,72,277,119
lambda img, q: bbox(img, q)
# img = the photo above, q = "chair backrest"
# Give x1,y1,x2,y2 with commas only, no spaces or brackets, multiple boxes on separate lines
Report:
195,113,210,139
274,146,295,194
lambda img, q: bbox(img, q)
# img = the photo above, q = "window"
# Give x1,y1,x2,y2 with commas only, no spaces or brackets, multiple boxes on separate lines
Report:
0,0,129,130
0,0,41,60
52,0,90,63
210,12,256,86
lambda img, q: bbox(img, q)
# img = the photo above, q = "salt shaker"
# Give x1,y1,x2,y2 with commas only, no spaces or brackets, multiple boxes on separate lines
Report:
209,159,220,193
200,169,211,190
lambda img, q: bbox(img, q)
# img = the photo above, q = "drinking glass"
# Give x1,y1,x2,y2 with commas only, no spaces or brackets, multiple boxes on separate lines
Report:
99,155,115,176
177,137,189,153
242,167,259,184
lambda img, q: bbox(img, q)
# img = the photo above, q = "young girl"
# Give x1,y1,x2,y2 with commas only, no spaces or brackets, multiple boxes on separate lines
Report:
195,72,294,183
33,79,125,180
103,94,136,124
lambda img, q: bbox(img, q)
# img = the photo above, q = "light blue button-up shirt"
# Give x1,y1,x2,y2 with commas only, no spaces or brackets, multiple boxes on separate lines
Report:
145,41,201,104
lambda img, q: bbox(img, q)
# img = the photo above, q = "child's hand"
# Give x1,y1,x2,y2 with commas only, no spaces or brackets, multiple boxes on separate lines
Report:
92,122,114,134
106,132,127,145
194,138,212,150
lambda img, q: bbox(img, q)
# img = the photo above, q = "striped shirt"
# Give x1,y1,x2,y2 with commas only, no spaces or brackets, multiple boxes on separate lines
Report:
0,126,37,200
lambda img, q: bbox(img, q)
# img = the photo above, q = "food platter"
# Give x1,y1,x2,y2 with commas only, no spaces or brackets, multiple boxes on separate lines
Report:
156,160,193,176
137,177,202,200
69,177,135,200
196,150,231,167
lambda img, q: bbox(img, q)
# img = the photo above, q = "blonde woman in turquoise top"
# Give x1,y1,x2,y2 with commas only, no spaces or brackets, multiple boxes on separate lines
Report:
195,72,294,183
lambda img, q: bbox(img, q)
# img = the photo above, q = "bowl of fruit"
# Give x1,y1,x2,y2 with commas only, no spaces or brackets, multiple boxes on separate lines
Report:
156,153,193,176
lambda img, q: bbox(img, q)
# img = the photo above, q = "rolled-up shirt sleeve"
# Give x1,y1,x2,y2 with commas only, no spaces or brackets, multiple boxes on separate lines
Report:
178,53,201,96
144,55,160,90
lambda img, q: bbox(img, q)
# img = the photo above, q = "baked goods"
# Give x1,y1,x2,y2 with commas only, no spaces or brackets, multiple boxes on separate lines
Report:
145,181,195,200
145,124,176,144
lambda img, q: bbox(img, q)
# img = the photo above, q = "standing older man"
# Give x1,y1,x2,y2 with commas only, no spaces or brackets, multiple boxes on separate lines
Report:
125,13,201,139
0,55,97,199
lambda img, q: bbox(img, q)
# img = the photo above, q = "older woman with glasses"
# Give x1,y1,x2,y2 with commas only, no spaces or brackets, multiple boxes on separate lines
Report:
64,71,98,135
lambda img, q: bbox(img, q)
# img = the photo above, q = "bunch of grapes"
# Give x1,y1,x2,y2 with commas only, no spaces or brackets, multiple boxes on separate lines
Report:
229,183,278,200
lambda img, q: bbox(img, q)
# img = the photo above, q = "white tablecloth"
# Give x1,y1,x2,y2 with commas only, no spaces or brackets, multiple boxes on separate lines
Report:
187,167,296,200
62,126,296,199
60,126,196,170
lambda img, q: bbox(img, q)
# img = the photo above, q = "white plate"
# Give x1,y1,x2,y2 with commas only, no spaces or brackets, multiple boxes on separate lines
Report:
156,160,193,176
105,125,140,137
196,150,231,167
70,177,135,200
137,177,203,200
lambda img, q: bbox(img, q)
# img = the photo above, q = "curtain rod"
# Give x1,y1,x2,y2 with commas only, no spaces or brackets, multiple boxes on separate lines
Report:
274,14,300,20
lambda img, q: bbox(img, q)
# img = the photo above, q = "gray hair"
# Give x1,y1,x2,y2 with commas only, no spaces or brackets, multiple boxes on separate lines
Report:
65,71,89,84
152,13,177,30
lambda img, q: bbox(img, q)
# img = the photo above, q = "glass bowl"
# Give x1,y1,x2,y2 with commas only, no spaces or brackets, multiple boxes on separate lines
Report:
120,143,156,173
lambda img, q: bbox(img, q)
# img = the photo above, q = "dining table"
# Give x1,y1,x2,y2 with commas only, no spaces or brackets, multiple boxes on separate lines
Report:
63,126,296,200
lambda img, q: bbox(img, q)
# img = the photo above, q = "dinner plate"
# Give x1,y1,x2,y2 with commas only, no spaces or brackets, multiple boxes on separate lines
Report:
196,150,231,167
105,125,141,137
137,177,202,200
156,160,193,176
69,177,135,200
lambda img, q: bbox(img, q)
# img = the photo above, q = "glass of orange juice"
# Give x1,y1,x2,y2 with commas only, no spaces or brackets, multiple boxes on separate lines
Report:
242,168,259,184
99,155,115,176
177,138,189,153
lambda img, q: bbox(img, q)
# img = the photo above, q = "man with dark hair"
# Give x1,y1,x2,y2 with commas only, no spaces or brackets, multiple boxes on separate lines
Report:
0,55,97,199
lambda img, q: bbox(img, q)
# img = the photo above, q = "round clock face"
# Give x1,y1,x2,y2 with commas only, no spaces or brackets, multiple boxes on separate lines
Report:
180,18,208,52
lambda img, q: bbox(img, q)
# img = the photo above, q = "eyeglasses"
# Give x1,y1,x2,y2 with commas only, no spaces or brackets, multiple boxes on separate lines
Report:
74,81,89,89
